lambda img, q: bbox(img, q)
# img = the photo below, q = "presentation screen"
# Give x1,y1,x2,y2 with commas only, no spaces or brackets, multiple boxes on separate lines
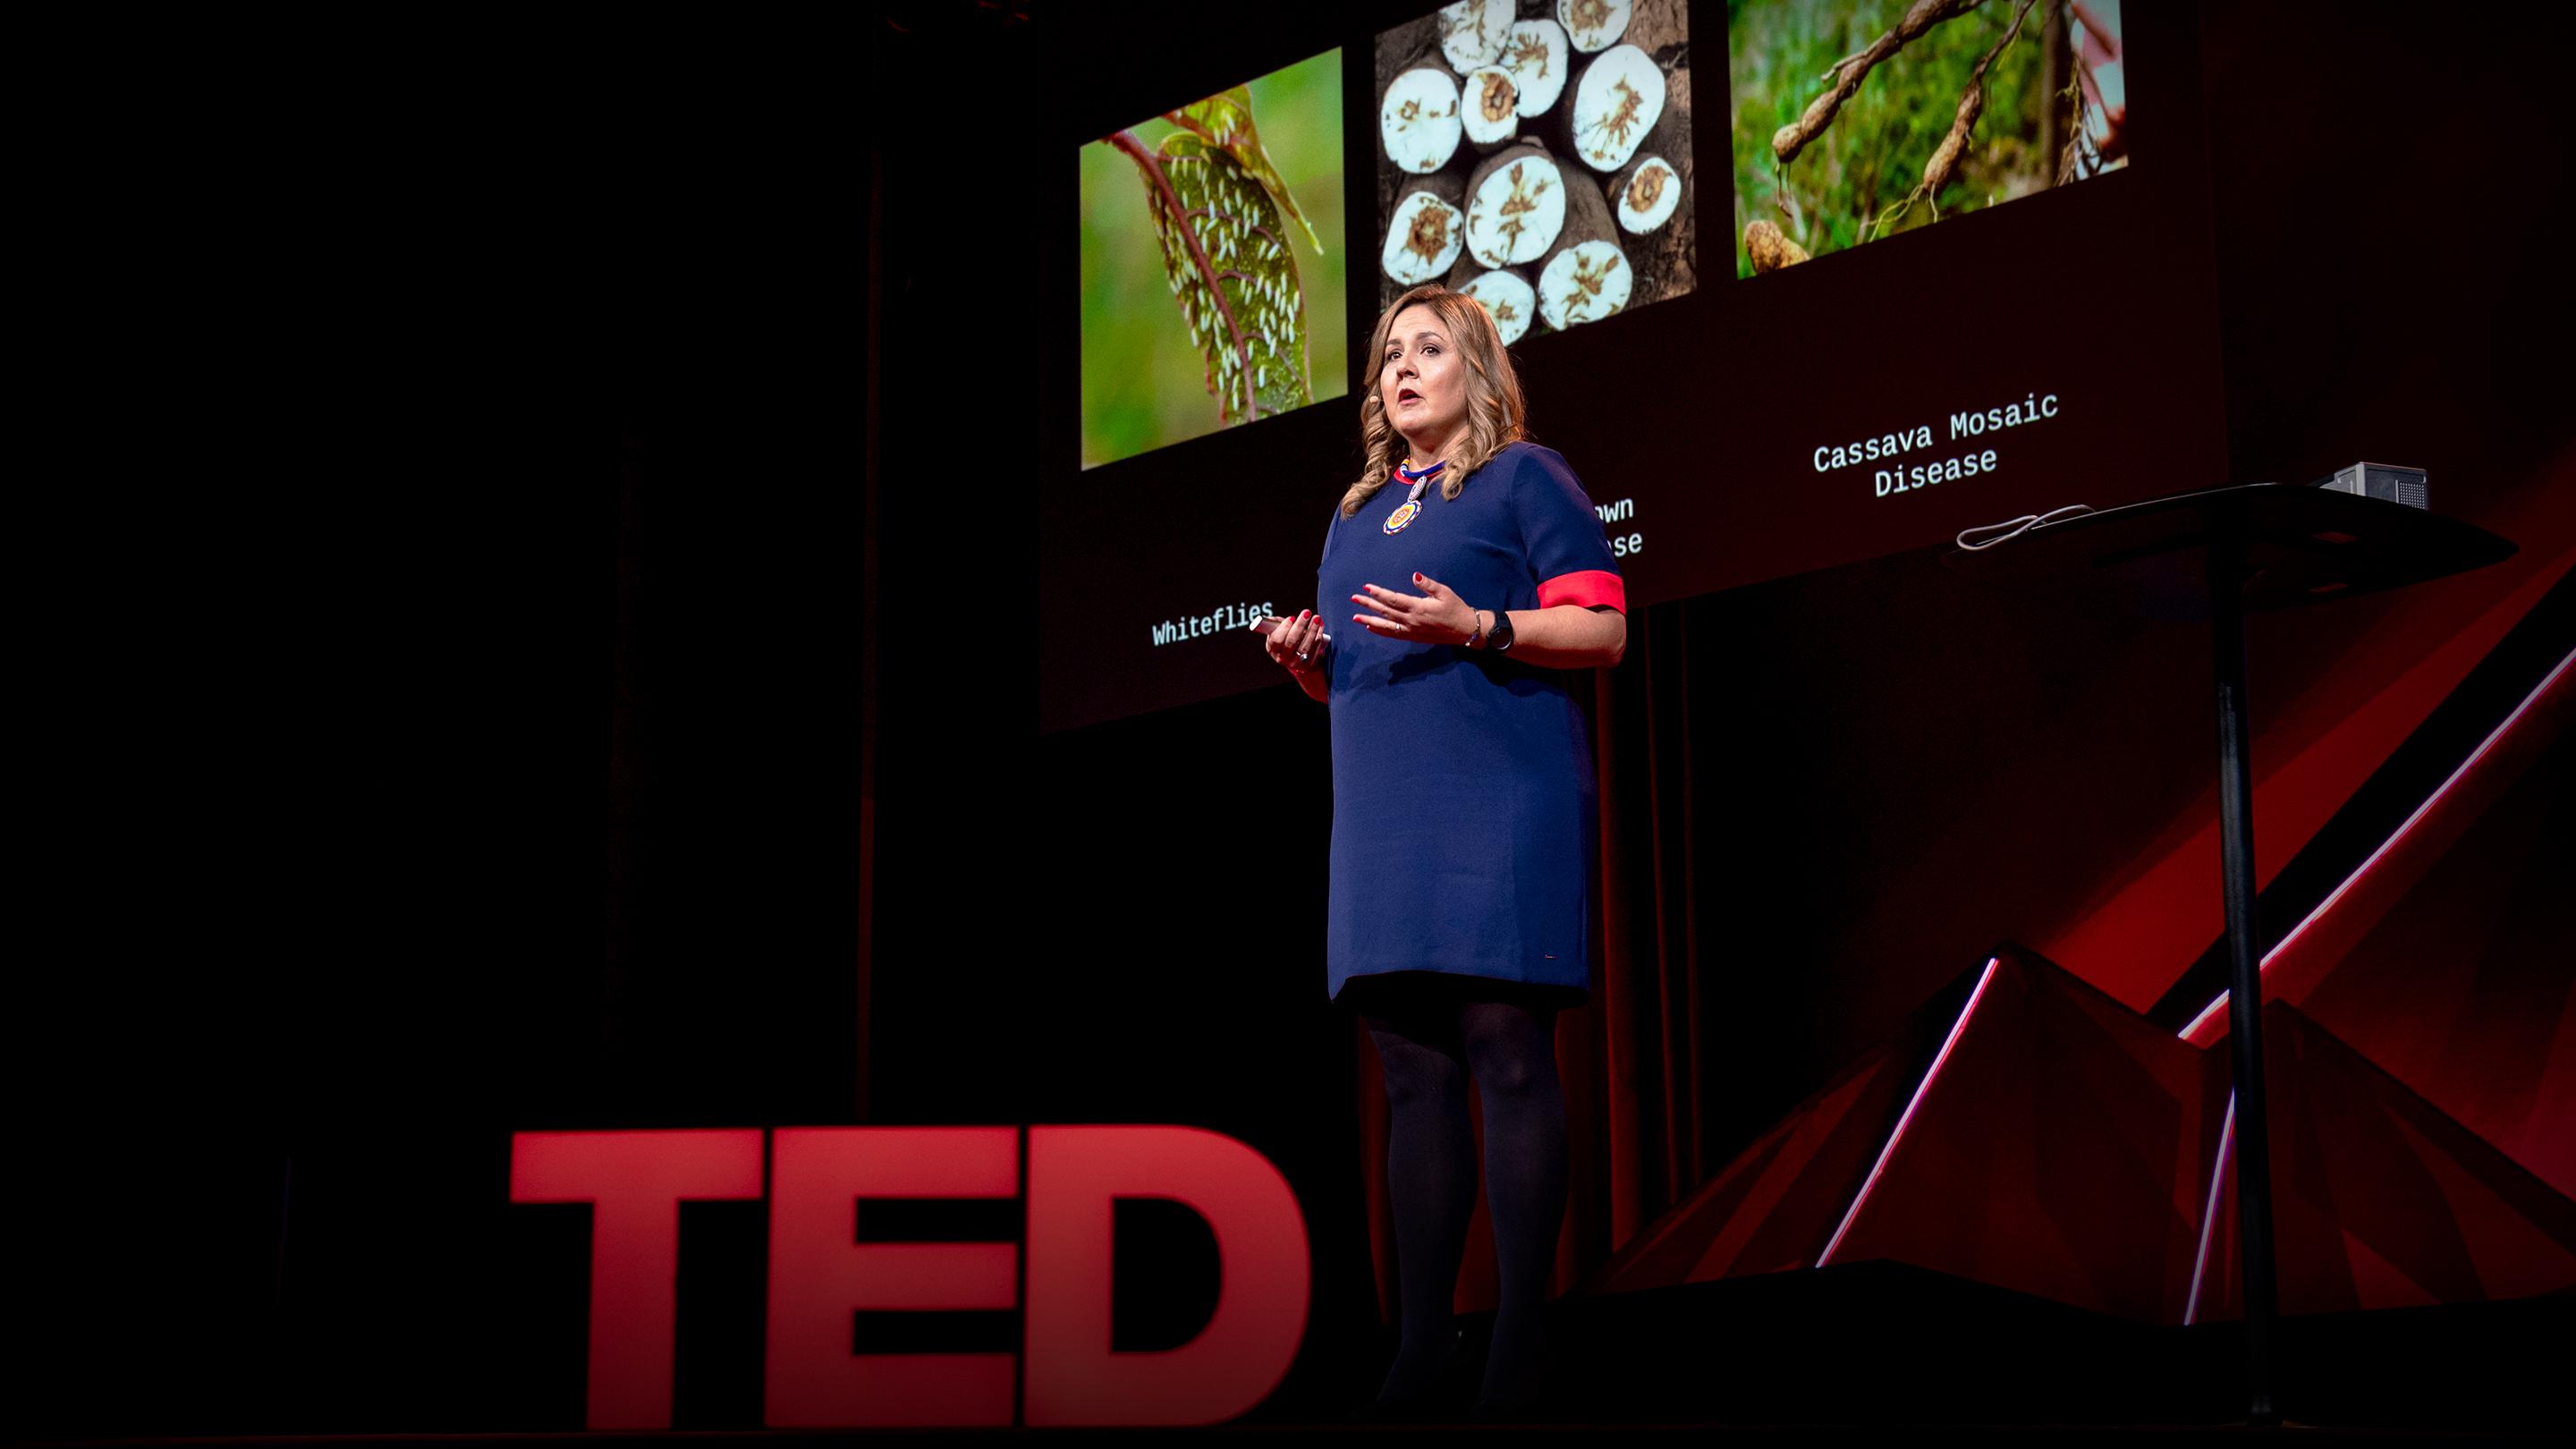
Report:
1729,0,2127,278
1372,1,1700,341
1041,1,2222,733
1080,50,1349,470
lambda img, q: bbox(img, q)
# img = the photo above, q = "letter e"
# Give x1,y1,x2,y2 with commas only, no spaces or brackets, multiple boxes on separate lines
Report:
765,1128,1021,1428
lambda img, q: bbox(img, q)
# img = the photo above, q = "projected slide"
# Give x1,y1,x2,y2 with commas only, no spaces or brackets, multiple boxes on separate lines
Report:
1731,0,2125,275
1080,51,1347,470
1044,3,2224,733
1373,2,1698,342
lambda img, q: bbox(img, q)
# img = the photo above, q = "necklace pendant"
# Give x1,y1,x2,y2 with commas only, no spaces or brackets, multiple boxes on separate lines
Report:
1382,497,1421,534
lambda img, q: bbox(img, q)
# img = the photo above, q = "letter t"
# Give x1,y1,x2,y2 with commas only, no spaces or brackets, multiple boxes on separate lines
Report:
509,1130,767,1430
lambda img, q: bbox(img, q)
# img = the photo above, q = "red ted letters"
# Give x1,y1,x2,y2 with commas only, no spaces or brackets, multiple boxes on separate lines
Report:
508,1125,1309,1428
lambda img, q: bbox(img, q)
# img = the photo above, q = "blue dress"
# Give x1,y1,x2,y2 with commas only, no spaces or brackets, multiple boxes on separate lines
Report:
1317,442,1627,1002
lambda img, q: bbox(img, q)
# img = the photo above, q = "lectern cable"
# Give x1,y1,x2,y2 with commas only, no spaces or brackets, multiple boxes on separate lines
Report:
1955,504,2095,551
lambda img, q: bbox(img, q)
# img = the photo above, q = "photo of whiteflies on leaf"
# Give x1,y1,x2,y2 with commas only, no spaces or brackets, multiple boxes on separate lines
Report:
1080,52,1346,470
1730,0,2126,277
1375,1,1696,344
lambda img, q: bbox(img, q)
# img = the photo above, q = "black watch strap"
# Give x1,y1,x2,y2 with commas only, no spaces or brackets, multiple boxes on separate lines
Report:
1488,607,1514,652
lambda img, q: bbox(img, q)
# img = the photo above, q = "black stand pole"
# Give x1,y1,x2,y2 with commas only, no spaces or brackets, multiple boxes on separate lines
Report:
2210,528,2282,1426
1945,483,2515,1427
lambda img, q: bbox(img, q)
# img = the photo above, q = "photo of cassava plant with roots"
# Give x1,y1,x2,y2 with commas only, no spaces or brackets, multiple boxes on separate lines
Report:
1080,51,1345,470
1730,0,2126,277
1375,1,1696,346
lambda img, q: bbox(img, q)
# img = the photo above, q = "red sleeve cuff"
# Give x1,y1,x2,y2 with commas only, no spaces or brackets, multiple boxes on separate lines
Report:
1538,570,1626,613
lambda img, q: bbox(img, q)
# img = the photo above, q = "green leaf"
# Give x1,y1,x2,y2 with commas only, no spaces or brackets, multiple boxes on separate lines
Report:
1114,129,1312,427
1170,87,1323,255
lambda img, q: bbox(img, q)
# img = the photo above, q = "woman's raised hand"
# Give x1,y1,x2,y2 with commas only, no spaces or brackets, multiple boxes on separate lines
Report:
1352,573,1479,644
1266,608,1328,675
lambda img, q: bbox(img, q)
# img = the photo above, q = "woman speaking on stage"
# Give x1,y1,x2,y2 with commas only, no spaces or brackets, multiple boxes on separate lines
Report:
1259,283,1626,1419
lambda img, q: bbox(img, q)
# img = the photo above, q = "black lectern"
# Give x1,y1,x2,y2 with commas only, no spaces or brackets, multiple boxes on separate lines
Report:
1946,482,2515,1425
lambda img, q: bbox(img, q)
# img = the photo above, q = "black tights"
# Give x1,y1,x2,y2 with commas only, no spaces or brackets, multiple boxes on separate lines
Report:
1357,976,1569,1411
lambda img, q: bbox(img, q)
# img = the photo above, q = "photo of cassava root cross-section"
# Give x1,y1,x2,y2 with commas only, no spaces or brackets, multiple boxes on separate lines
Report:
1376,0,1694,338
1728,0,2127,278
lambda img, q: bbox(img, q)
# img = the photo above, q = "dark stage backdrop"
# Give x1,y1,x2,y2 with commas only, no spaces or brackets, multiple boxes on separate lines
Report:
15,0,2571,1438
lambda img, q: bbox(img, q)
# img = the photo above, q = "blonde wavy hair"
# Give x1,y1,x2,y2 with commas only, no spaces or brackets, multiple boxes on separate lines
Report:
1338,284,1528,518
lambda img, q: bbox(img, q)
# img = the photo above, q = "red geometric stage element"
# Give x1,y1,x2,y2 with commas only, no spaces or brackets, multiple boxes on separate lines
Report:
2188,1003,2576,1322
1815,957,2003,1267
1810,953,2228,1323
1571,568,2575,1327
1574,982,1946,1295
2282,717,2576,1200
2031,533,2571,1014
1582,949,2225,1322
1581,953,2576,1326
2176,642,2572,1046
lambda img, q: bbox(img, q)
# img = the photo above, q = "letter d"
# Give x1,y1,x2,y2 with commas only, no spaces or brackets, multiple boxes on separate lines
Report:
1875,470,1893,498
1022,1126,1309,1427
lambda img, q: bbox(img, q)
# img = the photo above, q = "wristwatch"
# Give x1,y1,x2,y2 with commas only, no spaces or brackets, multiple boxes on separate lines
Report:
1486,607,1514,652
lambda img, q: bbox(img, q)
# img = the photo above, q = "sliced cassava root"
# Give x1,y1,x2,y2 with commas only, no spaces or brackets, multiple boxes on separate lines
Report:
1463,142,1567,270
1606,74,1687,233
1380,66,1463,175
1538,243,1630,329
1382,172,1468,284
1536,166,1626,328
1612,154,1681,233
1500,17,1569,117
1557,0,1631,54
1462,64,1521,150
1569,43,1664,173
1453,267,1537,345
1439,0,1513,71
